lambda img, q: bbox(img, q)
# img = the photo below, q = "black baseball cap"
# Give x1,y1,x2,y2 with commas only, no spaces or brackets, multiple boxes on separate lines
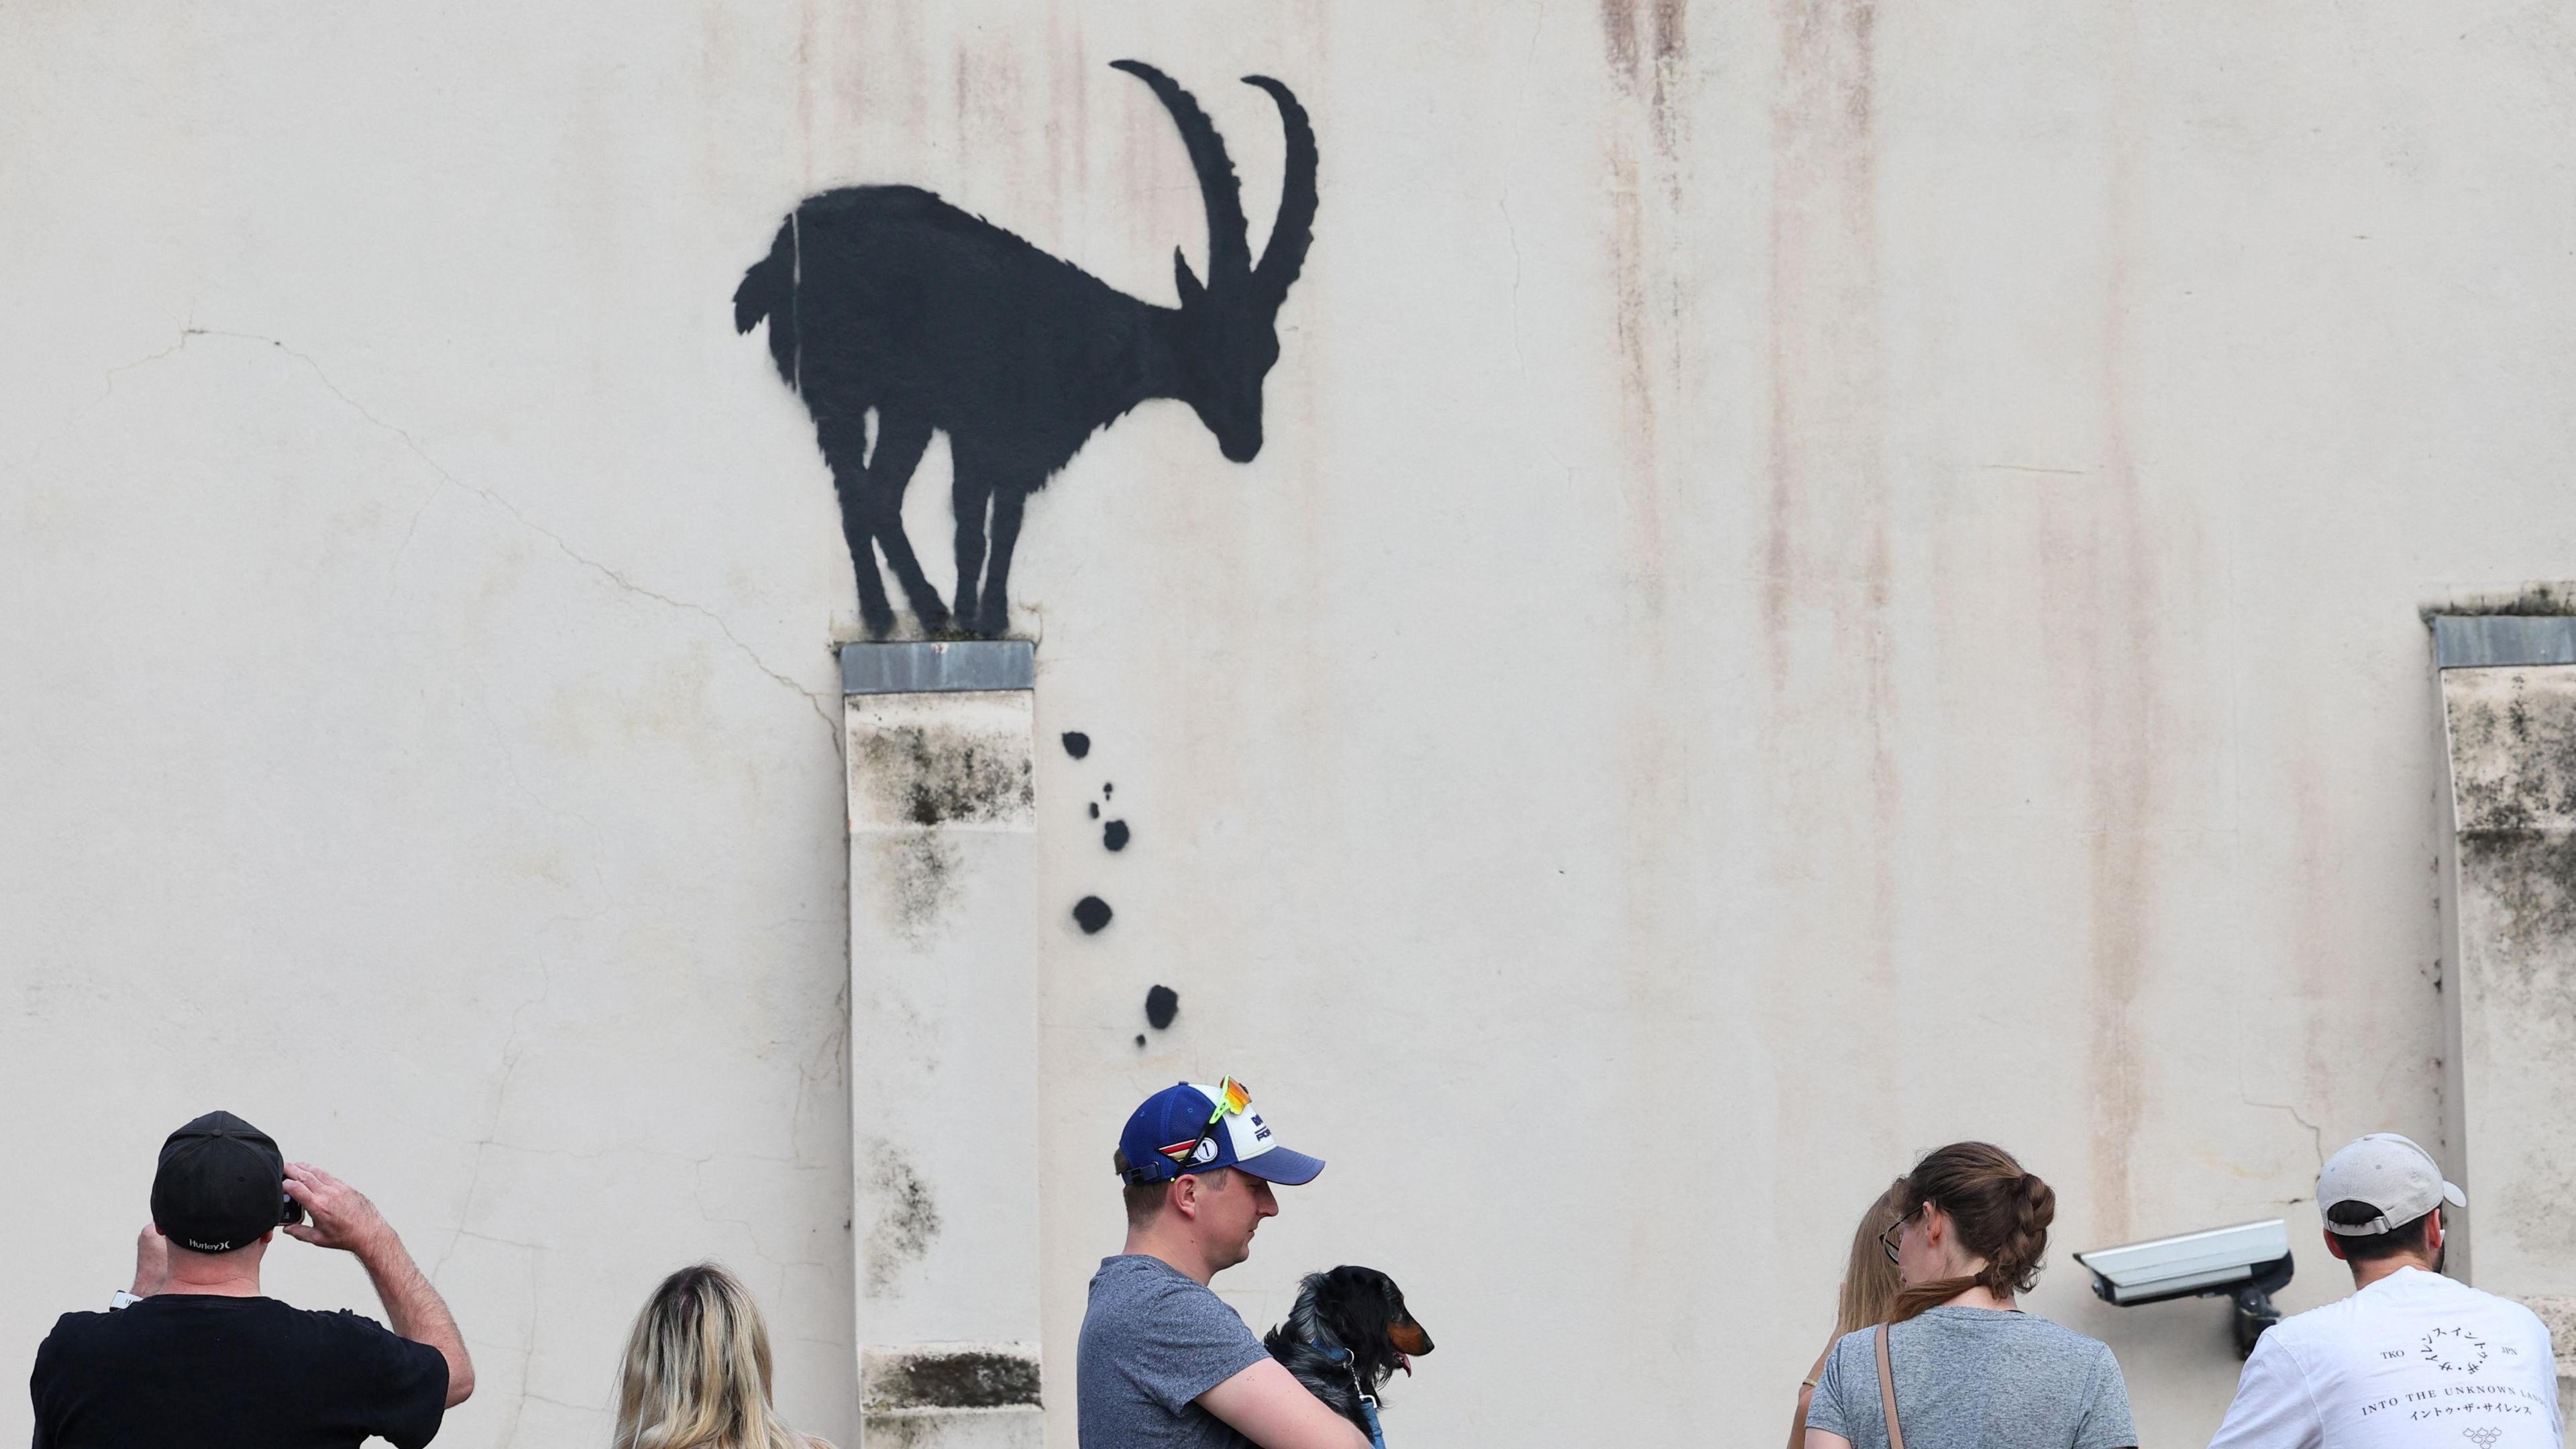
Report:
151,1111,289,1254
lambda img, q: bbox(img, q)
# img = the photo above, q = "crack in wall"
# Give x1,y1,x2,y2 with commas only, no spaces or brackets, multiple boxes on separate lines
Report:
690,1157,835,1277
91,322,862,1446
431,951,553,1289
95,324,841,745
2237,1055,2328,1198
498,1236,544,1449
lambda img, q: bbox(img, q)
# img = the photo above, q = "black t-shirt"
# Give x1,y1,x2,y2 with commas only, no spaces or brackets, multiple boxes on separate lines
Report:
30,1293,449,1449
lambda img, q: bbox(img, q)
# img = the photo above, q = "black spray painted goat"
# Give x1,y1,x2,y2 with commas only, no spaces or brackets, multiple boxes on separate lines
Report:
733,60,1318,638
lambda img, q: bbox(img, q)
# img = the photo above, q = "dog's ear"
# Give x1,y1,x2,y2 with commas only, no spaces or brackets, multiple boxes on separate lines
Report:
1350,1267,1432,1359
1322,1266,1419,1382
1314,1267,1386,1348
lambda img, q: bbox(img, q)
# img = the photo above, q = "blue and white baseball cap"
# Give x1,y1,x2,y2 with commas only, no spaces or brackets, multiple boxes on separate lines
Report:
1116,1079,1325,1186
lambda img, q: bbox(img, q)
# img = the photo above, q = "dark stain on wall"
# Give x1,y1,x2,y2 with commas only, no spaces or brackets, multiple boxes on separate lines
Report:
869,1348,1044,1410
1073,896,1114,934
858,724,1034,826
1104,819,1130,851
2448,675,2576,833
863,1142,943,1298
1601,0,1641,78
1088,802,1099,819
1144,984,1179,1029
2464,834,2576,959
2419,584,2576,625
733,61,1320,638
883,832,961,938
1601,0,1690,133
2446,669,2576,1030
1062,731,1091,759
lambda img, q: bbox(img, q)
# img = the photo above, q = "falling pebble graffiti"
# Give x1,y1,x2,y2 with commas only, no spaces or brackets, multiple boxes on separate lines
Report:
1134,1034,1147,1048
1104,820,1130,851
1103,782,1114,798
1144,985,1179,1029
1088,802,1099,819
1062,732,1091,759
1073,896,1114,934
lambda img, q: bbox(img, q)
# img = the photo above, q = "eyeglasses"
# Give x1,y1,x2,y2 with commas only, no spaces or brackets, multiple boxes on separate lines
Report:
1880,1206,1919,1264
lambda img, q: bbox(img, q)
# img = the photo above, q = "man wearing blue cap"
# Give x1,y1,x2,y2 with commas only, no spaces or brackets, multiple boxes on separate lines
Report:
1077,1079,1364,1449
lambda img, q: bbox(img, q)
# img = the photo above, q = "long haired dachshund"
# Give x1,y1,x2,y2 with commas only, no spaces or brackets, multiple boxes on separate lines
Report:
1263,1266,1434,1432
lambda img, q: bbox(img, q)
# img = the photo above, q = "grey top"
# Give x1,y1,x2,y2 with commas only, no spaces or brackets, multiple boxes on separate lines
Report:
1077,1254,1269,1449
1807,1306,2137,1449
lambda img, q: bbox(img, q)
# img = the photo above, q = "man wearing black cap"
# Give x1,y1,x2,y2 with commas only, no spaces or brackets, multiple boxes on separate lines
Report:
1077,1079,1362,1449
29,1111,474,1448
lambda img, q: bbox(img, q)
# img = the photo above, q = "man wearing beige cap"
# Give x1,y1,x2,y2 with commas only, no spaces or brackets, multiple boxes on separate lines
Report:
2206,1133,2561,1448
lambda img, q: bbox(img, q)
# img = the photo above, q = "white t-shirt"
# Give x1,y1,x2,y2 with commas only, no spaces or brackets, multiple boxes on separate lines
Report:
2207,1266,2561,1449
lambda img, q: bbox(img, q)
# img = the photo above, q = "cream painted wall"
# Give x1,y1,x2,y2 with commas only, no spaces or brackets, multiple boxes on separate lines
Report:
6,1,2575,1446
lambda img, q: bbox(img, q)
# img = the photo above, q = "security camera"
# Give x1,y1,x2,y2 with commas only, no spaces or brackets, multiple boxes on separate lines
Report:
2073,1219,2295,1359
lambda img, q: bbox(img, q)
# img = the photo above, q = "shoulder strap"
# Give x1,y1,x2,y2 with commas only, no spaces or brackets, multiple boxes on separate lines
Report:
1876,1322,1905,1449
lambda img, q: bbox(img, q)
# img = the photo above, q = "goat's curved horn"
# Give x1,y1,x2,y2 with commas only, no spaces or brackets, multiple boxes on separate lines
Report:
1242,75,1317,307
1111,60,1251,287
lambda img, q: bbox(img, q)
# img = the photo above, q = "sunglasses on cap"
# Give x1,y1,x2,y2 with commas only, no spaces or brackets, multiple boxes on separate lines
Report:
1121,1077,1253,1186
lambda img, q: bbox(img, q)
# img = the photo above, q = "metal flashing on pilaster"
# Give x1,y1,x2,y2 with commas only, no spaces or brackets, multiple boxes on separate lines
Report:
842,640,1035,695
2431,615,2576,669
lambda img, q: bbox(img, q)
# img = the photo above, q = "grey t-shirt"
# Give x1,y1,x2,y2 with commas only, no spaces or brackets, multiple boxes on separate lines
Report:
1807,1306,2136,1449
1078,1254,1270,1449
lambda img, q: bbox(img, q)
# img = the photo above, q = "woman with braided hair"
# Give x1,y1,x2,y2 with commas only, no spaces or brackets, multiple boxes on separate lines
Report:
1804,1143,2136,1449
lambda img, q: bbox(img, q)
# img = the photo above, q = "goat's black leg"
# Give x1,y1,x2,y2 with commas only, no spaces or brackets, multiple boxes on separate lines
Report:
976,485,1028,638
863,415,951,634
949,455,994,634
815,415,895,638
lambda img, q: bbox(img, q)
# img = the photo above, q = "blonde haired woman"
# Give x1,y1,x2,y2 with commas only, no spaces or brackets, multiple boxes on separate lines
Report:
1788,1179,1908,1449
614,1264,832,1449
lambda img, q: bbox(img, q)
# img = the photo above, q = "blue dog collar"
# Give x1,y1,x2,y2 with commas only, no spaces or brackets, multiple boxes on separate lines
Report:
1311,1342,1388,1449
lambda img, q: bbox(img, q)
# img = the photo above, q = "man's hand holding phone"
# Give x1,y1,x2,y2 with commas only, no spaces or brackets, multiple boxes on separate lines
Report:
280,1163,393,1258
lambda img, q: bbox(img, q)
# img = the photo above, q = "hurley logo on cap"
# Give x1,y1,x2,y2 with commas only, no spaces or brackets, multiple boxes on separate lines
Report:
150,1111,292,1256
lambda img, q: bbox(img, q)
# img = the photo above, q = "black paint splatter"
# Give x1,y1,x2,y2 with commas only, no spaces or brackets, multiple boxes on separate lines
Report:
1144,985,1179,1030
1104,820,1130,851
1102,782,1114,799
1061,732,1091,759
1073,896,1114,934
1088,802,1099,819
1134,1034,1147,1048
